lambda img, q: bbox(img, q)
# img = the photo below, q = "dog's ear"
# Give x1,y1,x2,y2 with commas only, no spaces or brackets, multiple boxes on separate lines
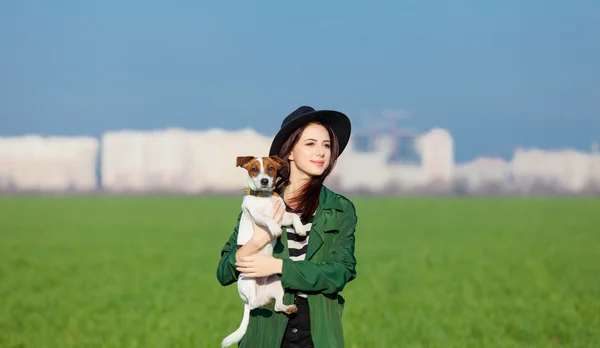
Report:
278,165,290,180
236,156,255,168
270,155,289,178
270,155,289,169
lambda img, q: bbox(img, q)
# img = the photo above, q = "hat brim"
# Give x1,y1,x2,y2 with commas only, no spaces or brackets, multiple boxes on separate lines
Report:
269,110,351,157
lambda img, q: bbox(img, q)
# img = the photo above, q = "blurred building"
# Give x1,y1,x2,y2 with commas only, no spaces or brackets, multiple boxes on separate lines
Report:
0,135,98,192
101,127,273,193
418,128,454,184
335,134,426,192
334,116,429,192
1,125,598,195
511,148,594,192
454,157,512,193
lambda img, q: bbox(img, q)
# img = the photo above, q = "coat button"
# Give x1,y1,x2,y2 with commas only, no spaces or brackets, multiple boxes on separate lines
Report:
292,328,298,333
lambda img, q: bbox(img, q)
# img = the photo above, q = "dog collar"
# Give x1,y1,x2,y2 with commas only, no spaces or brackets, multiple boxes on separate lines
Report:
242,188,278,197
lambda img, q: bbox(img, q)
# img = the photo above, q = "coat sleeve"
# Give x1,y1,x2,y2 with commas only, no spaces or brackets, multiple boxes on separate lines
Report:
280,199,358,295
216,210,243,286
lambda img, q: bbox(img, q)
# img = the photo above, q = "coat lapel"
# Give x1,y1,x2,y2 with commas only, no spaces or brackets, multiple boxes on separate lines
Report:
305,186,343,261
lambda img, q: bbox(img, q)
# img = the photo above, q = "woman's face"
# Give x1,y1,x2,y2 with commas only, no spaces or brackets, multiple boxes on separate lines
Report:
288,122,332,179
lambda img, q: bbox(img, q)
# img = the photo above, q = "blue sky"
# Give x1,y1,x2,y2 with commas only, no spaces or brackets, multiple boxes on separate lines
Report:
1,0,598,162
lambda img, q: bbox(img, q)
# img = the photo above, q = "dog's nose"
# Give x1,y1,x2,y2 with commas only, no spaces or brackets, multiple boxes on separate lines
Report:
260,178,269,186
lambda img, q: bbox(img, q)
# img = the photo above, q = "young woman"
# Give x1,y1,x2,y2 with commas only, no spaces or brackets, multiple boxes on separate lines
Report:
217,106,358,348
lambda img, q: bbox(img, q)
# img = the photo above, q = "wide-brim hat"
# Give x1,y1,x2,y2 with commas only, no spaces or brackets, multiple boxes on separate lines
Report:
269,106,352,157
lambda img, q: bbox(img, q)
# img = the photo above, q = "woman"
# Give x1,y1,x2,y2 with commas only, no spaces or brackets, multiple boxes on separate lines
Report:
217,106,358,348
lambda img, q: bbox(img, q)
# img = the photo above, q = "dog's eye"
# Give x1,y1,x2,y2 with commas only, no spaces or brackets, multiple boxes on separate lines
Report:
267,166,274,171
251,167,259,173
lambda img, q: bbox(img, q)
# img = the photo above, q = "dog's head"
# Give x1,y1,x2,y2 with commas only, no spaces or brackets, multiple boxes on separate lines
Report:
236,155,288,192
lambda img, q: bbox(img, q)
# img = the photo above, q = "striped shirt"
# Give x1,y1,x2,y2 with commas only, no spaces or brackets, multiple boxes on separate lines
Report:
284,203,314,298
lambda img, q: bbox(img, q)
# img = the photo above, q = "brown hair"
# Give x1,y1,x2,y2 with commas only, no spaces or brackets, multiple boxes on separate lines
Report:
275,121,340,221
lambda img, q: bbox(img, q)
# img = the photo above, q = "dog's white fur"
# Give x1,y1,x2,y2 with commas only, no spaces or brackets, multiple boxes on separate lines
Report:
221,156,307,348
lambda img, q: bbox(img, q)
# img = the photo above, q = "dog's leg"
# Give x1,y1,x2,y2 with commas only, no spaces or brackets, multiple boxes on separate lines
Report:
272,279,297,315
248,297,266,310
279,211,294,227
246,279,266,310
252,277,273,309
287,212,307,236
238,277,258,308
247,209,282,237
280,212,306,236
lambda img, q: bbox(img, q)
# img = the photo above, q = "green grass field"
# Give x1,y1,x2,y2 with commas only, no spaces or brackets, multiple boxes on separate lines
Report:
1,195,599,347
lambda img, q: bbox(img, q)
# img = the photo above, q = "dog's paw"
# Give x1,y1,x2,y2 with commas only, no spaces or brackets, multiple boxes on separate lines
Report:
268,223,283,237
294,226,307,236
285,304,297,315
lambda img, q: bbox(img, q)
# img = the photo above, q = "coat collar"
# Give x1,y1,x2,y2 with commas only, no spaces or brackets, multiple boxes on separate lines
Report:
307,185,343,260
318,185,344,212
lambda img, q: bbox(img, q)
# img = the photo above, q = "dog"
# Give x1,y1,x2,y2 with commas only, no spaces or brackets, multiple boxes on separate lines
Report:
221,155,308,348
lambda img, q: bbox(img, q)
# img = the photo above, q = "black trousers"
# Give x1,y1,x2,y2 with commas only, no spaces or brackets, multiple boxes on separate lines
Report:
280,295,314,348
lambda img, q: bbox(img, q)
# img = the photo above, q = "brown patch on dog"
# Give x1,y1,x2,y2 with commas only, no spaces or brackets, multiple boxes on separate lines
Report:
263,299,273,307
236,156,255,167
262,155,289,179
236,156,261,177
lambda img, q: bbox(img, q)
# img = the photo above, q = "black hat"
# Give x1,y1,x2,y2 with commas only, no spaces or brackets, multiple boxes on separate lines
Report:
269,106,352,157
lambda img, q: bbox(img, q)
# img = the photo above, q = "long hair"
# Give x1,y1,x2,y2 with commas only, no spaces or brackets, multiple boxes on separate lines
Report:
274,121,340,221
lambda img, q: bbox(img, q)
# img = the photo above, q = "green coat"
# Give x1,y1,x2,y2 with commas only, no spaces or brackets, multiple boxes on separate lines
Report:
216,185,358,348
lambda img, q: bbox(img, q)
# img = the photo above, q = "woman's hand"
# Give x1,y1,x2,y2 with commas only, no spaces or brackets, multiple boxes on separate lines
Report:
236,254,283,278
250,198,286,247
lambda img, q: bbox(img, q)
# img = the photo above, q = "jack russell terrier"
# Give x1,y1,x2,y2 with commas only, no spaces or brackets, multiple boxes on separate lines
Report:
221,155,308,348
